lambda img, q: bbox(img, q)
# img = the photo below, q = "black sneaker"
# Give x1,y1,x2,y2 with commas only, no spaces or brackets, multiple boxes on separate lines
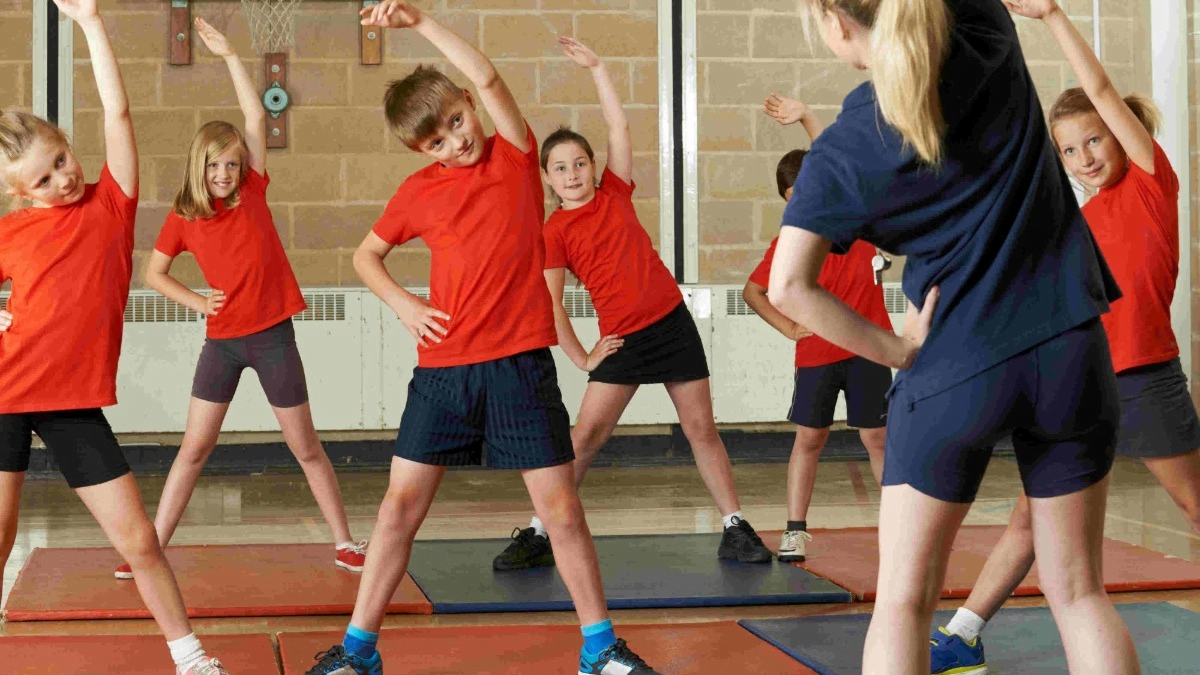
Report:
304,645,382,675
492,526,555,571
578,638,662,675
718,517,773,563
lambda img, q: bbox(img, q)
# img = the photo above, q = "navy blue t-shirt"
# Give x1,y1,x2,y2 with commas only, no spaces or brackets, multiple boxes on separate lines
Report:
783,0,1119,403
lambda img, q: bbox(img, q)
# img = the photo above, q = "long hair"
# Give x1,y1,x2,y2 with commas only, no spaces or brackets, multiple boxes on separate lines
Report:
173,121,249,221
0,110,71,191
802,0,952,164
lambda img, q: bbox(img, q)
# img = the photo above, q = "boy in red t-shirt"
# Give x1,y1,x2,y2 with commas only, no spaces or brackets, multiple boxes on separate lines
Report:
304,4,662,675
743,93,892,564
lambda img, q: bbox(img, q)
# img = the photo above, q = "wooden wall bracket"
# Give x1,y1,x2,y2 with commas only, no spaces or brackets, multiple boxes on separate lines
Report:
169,0,192,66
360,0,382,65
263,54,289,149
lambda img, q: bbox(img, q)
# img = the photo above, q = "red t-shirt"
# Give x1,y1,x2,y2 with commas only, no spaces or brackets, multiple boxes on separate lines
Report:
1082,142,1180,374
373,124,556,367
0,166,136,413
543,167,681,337
749,237,892,368
155,169,306,340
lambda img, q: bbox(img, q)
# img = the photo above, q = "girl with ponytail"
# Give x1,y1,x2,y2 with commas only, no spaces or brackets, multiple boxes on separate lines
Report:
767,1,1138,673
932,3,1196,673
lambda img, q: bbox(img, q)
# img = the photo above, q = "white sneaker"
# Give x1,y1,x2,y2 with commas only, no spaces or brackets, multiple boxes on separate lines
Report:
778,529,813,562
177,656,231,675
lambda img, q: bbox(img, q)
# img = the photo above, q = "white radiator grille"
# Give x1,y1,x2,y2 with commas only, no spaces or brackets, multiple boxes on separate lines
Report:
726,284,906,316
726,288,755,316
0,293,6,312
562,289,597,318
296,292,346,322
125,294,201,323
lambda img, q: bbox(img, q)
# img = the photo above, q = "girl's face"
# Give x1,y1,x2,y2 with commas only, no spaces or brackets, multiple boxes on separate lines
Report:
7,133,86,208
1054,112,1128,190
205,145,243,200
818,7,870,70
543,141,596,210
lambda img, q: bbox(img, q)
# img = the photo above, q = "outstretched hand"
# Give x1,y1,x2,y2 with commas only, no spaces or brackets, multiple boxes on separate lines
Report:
1002,0,1060,20
359,0,423,29
195,18,235,57
763,93,810,126
50,0,98,22
557,36,600,69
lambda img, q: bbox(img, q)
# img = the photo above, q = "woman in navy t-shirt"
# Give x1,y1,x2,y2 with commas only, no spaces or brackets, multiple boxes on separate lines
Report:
767,1,1138,673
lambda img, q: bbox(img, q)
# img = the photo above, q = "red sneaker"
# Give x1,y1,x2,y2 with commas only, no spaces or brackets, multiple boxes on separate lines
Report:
335,541,368,572
114,563,133,580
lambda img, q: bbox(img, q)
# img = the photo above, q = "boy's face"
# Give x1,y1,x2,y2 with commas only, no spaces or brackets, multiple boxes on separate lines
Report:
7,134,86,208
415,90,486,168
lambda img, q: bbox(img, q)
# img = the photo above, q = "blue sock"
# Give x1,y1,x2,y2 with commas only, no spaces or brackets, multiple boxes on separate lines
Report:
581,619,617,658
343,624,379,661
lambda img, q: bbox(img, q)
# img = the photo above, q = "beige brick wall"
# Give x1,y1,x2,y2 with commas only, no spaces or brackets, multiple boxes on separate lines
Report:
70,1,659,289
1,0,33,220
696,0,1154,284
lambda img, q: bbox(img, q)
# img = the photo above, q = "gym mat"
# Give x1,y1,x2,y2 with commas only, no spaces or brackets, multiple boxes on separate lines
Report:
0,633,279,675
405,533,852,613
740,602,1200,675
279,622,817,675
771,526,1200,601
4,544,431,621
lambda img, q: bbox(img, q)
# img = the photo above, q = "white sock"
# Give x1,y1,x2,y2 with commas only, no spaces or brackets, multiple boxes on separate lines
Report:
530,516,547,538
722,511,744,529
946,607,986,642
167,633,206,670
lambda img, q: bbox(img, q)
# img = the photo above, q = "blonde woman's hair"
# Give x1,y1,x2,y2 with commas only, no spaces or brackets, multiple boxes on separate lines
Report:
173,121,249,221
0,110,70,188
1048,87,1161,141
802,0,952,164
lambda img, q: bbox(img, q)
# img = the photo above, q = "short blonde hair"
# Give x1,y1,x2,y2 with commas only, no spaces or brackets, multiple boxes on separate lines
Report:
173,121,249,221
0,110,71,189
383,66,466,149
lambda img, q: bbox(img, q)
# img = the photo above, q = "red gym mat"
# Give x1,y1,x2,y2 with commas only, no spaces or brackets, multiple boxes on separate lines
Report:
0,633,279,675
4,544,432,621
769,526,1200,601
278,622,817,675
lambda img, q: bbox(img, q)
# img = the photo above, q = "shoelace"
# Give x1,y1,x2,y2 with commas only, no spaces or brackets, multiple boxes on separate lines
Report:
782,530,813,549
190,658,227,675
346,539,368,555
600,639,651,670
309,646,354,674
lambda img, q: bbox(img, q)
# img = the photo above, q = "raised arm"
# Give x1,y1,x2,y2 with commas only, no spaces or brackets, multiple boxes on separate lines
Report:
742,280,811,342
196,18,267,174
545,268,623,372
353,232,451,349
362,1,528,151
54,0,136,197
764,93,825,143
558,36,632,183
768,227,935,370
1007,0,1154,172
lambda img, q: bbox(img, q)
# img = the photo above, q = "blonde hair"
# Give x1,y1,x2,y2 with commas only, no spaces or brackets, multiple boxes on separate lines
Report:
0,110,70,189
383,66,466,149
1049,88,1161,142
803,0,952,164
173,121,249,221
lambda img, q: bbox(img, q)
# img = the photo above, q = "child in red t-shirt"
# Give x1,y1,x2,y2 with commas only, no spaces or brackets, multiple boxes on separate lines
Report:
490,37,771,572
126,19,363,582
0,2,230,673
932,2,1200,671
305,4,661,675
743,94,892,565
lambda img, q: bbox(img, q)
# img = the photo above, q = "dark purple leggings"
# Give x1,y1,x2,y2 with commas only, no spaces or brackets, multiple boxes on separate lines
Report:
191,319,309,408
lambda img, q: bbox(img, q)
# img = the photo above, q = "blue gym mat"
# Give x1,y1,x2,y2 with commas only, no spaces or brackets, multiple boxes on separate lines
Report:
739,602,1200,674
405,533,852,613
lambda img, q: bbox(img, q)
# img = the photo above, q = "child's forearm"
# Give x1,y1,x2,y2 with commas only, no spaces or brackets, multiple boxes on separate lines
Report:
146,271,208,315
415,16,499,91
78,17,129,119
224,54,266,128
592,63,628,135
772,283,906,369
800,112,825,143
352,247,420,317
743,282,805,341
553,305,590,371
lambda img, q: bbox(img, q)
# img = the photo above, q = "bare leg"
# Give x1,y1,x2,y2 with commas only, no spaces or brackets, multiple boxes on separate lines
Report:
1030,477,1139,674
273,402,354,544
1141,449,1200,532
863,484,970,675
787,425,831,521
665,378,741,516
569,382,638,487
348,457,444,632
77,473,193,640
152,398,230,547
523,462,608,625
858,426,886,485
0,471,24,608
960,494,1035,621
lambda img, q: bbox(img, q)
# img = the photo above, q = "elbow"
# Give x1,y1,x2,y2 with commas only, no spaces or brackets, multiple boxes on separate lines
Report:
477,65,503,94
351,247,379,280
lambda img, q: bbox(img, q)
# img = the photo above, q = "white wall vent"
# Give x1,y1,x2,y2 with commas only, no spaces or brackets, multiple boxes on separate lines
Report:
725,283,905,316
296,292,346,322
725,288,755,316
562,289,597,318
124,293,201,323
0,292,7,311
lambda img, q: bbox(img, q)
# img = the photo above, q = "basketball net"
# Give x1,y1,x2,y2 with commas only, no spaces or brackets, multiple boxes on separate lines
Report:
240,0,301,55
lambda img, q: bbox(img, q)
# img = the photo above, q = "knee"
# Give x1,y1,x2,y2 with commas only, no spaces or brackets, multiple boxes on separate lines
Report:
792,429,830,457
377,488,425,536
540,495,587,535
290,439,325,464
859,428,887,453
1009,497,1034,538
177,437,217,466
116,518,163,565
681,418,722,449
